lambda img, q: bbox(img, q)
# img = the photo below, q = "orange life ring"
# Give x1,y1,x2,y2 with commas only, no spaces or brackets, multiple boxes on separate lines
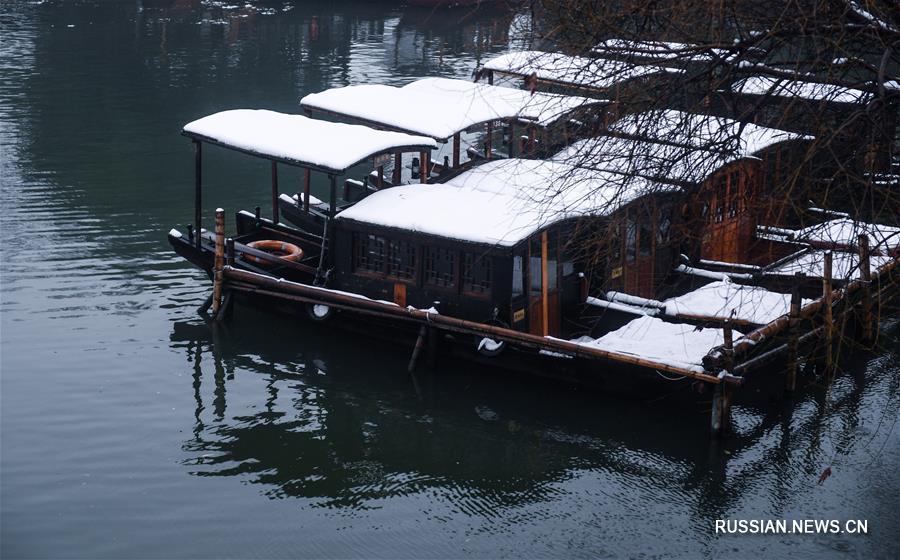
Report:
244,240,304,265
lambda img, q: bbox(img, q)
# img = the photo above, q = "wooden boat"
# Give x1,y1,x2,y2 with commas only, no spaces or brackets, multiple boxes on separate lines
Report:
169,104,900,437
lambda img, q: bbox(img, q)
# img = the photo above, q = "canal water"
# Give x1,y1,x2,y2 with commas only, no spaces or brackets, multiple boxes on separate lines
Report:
1,1,898,558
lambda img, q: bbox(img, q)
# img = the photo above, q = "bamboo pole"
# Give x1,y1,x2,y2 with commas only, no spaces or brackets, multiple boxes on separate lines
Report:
222,267,726,383
211,208,226,316
270,161,279,224
859,234,874,344
420,151,428,184
541,230,549,336
452,133,460,168
485,120,493,158
822,251,834,376
303,168,311,214
194,140,202,249
377,165,384,190
408,325,427,373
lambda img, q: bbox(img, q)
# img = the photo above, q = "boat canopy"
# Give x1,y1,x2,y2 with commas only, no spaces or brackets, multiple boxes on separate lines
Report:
550,135,753,185
481,50,682,91
182,109,437,174
300,77,605,141
336,158,680,247
732,75,871,104
608,109,812,156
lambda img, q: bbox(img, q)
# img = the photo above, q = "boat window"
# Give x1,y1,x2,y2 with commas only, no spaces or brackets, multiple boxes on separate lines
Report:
562,261,574,277
463,252,492,295
625,218,636,263
354,233,386,273
512,255,524,296
530,256,542,293
715,199,725,223
657,214,671,244
388,240,417,280
424,247,456,288
639,220,652,257
548,259,558,289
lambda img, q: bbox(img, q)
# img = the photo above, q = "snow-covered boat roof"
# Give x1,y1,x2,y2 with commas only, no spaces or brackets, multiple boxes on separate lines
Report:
663,280,812,325
551,135,751,185
609,109,811,157
568,315,737,373
300,77,604,141
732,75,871,104
336,158,680,246
592,39,734,63
182,109,437,173
795,218,900,252
767,249,893,280
482,50,683,91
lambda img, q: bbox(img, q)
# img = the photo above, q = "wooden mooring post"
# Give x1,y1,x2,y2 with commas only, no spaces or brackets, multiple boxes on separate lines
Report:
211,208,226,317
822,251,834,377
785,273,803,395
858,234,874,345
711,316,735,437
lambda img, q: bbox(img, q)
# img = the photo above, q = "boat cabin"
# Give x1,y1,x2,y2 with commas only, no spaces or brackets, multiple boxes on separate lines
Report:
331,158,681,334
598,110,814,264
727,75,898,174
168,109,437,279
299,76,609,180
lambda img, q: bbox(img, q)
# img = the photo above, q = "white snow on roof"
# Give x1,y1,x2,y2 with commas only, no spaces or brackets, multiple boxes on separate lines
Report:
796,218,900,252
551,135,751,184
609,109,810,156
663,280,812,325
732,75,871,103
593,39,733,62
336,158,679,246
300,77,603,140
182,109,437,172
569,315,738,372
768,249,893,280
482,50,682,90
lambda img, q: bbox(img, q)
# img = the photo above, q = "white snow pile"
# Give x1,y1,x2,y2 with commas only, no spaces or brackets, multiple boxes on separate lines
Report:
569,315,736,372
183,109,436,172
796,218,900,254
336,158,679,246
608,109,810,156
663,280,812,325
300,77,603,140
482,50,682,90
732,75,871,104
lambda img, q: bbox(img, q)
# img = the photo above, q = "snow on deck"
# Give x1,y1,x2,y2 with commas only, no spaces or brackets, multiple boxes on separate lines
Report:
336,158,680,246
551,135,749,184
732,75,871,104
796,218,900,253
482,50,682,90
569,315,738,372
608,109,810,156
768,249,893,280
182,109,437,172
663,280,812,325
300,77,603,140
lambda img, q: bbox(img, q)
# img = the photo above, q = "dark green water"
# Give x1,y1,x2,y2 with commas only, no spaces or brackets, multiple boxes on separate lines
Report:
1,1,899,558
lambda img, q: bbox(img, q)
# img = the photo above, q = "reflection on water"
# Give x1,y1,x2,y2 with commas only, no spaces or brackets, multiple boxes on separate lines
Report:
2,1,900,558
